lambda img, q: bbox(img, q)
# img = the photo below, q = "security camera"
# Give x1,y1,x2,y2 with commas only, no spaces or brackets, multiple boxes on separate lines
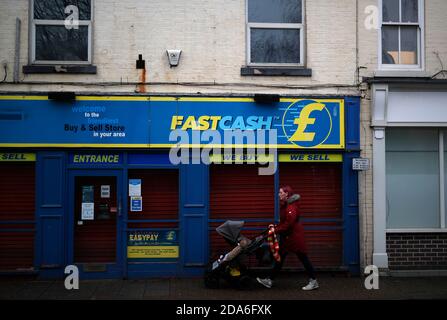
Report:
166,49,182,67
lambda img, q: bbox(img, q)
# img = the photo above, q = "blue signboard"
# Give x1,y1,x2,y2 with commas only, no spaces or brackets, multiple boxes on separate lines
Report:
130,197,142,212
0,96,345,149
0,98,149,145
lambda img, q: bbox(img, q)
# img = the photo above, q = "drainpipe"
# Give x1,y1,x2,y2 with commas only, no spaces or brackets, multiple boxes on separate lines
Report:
14,18,21,83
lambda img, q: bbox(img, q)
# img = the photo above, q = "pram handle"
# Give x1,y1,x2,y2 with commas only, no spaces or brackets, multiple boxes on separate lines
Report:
254,227,271,240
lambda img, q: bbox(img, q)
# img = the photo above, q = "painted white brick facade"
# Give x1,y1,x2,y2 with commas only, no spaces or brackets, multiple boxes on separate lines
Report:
358,0,447,79
358,0,447,269
0,0,359,95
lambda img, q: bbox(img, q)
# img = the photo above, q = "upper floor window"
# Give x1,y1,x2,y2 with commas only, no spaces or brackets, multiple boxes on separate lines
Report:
31,0,93,65
247,0,304,66
380,0,423,69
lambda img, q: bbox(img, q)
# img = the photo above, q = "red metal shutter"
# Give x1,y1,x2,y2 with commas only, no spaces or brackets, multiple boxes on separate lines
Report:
279,162,343,269
209,164,275,260
0,163,35,271
127,169,179,230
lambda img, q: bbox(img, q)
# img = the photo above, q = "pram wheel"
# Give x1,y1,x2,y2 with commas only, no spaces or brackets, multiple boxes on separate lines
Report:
204,271,220,289
237,275,253,290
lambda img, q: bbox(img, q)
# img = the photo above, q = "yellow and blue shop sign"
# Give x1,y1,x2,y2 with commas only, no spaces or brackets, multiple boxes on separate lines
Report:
0,96,348,149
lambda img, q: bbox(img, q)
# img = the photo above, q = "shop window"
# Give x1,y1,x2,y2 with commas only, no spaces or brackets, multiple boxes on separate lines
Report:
24,0,96,73
246,0,304,66
380,0,423,69
386,128,440,229
127,169,179,230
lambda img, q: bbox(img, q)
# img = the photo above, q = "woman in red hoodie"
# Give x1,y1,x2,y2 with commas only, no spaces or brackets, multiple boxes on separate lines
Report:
257,185,319,290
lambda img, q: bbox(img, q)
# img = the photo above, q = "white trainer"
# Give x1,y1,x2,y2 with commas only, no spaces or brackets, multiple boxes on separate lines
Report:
302,279,319,291
256,277,273,288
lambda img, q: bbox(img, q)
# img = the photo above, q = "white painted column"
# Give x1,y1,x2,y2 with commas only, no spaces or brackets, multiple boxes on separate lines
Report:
371,84,389,269
372,127,389,268
440,131,445,229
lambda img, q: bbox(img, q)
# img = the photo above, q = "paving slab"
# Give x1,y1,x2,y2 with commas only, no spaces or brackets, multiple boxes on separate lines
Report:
1,274,447,300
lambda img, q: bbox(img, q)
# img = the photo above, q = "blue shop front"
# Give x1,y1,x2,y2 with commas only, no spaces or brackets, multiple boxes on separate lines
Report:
0,95,360,278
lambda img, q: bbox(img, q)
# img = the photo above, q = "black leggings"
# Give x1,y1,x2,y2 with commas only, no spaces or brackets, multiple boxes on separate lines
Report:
270,251,316,280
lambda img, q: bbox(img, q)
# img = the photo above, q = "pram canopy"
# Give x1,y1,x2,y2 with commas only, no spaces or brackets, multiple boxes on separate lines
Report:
216,220,245,244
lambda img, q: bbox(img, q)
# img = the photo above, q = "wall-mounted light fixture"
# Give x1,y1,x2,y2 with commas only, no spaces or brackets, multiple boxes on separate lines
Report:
166,50,182,67
136,54,145,69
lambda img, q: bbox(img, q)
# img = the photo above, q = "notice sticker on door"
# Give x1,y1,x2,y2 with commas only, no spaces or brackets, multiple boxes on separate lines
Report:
101,185,110,198
130,196,142,212
82,185,94,202
81,202,94,220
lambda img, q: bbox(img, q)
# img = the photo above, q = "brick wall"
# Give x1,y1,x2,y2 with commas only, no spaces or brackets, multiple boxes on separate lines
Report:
387,233,447,270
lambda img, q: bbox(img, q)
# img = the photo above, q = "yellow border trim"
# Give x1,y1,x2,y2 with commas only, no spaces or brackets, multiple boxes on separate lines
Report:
0,96,346,104
0,96,48,100
0,95,256,102
0,143,150,148
0,143,345,149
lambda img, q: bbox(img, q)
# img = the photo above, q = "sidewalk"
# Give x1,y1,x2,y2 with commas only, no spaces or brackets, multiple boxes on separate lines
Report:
1,273,447,300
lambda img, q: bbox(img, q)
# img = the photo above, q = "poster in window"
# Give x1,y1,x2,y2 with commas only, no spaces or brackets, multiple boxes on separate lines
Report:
82,185,94,202
129,179,141,197
81,202,94,220
81,185,94,220
127,230,179,259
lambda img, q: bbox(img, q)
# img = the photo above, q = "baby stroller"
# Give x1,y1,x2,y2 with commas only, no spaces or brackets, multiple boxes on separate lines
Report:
204,220,272,289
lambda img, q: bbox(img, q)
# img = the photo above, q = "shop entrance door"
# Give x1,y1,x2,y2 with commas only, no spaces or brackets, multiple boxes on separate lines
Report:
69,170,123,276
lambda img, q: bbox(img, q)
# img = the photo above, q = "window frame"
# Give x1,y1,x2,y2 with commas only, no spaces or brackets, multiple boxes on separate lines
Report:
246,0,305,67
29,0,93,65
378,0,424,71
385,128,447,231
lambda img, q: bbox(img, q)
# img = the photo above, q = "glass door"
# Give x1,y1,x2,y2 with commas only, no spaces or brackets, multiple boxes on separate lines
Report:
69,170,123,276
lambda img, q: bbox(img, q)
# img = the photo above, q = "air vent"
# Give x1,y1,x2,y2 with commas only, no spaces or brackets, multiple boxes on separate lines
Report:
83,264,107,272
